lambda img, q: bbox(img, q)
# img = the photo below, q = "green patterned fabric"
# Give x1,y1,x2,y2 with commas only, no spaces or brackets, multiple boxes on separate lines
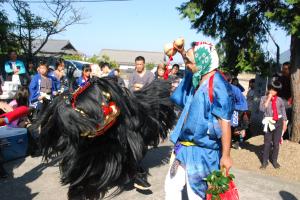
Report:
192,42,219,88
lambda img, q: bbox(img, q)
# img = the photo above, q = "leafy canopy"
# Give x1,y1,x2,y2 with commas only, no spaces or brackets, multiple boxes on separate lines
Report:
177,0,277,75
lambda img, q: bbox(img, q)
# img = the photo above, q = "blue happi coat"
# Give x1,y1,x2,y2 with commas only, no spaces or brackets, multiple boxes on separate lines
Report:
170,70,234,198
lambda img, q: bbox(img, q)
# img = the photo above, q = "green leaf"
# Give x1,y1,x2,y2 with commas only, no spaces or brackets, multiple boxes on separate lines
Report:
229,174,235,179
207,188,214,194
220,177,230,185
215,171,222,177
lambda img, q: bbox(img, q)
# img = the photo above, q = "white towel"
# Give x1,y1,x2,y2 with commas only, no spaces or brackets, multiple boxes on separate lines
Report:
262,117,276,133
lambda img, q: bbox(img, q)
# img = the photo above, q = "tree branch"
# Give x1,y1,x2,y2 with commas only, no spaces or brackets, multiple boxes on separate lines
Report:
10,0,84,57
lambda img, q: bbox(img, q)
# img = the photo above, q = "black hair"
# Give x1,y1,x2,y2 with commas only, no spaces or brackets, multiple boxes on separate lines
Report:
268,80,282,93
31,77,176,199
232,77,238,82
135,56,145,63
172,64,179,69
8,51,17,56
249,79,255,84
100,62,110,70
282,62,290,69
55,58,65,70
232,77,239,84
14,86,29,106
82,64,91,72
39,60,49,68
191,41,197,48
223,72,232,82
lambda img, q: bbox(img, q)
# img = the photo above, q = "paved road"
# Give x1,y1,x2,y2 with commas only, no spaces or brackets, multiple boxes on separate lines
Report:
0,142,299,200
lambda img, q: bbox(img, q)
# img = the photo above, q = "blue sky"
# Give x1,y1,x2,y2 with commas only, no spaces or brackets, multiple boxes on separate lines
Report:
4,0,291,60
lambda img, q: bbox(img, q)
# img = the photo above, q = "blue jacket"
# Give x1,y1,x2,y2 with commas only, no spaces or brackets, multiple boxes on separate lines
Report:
170,70,234,146
29,74,55,104
73,76,89,90
169,70,234,198
4,60,26,75
231,84,248,111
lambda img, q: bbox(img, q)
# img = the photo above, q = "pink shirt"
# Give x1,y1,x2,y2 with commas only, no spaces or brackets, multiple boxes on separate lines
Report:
8,100,19,127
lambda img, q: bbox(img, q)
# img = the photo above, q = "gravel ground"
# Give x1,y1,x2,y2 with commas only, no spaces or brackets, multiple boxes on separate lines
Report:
232,135,300,182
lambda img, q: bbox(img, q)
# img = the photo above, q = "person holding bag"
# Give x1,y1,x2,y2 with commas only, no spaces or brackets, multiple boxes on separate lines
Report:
165,40,234,200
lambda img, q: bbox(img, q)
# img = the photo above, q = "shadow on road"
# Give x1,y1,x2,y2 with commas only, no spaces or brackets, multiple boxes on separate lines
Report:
240,141,264,163
0,157,58,200
279,191,299,200
138,145,190,200
141,145,172,169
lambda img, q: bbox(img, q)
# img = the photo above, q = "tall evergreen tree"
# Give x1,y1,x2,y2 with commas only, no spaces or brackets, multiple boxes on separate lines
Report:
0,0,19,54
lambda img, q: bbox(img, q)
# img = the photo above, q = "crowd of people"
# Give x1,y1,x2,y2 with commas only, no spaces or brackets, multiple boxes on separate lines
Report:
0,51,181,180
0,45,294,199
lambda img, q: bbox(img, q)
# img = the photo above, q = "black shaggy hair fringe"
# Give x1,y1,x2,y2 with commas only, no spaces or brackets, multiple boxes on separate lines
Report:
31,77,176,199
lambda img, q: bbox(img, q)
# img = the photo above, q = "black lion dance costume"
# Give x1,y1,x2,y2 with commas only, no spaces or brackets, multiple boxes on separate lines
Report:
32,77,176,199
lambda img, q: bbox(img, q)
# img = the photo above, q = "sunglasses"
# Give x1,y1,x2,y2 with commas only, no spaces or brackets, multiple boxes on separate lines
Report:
84,69,91,72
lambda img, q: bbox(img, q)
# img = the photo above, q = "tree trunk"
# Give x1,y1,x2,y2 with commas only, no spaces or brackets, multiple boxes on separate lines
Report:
290,35,300,143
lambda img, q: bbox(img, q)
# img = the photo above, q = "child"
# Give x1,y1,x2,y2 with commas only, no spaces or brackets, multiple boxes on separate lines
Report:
100,62,111,77
0,87,30,178
48,58,68,93
168,64,181,92
73,64,91,90
29,61,55,115
28,61,36,78
230,83,249,149
232,77,245,92
8,86,30,128
155,63,166,79
246,79,255,116
113,68,125,87
259,80,287,169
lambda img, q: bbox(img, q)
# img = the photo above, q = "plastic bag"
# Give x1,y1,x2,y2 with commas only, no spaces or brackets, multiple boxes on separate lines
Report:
206,180,239,200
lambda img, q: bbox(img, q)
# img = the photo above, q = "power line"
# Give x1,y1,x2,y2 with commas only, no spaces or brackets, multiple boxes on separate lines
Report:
7,0,131,3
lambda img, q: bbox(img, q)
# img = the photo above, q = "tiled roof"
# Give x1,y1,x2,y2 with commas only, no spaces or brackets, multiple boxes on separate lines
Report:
33,39,78,55
99,49,165,65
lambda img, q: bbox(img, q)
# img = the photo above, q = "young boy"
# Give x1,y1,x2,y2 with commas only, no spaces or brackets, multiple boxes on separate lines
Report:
29,61,55,114
259,80,287,169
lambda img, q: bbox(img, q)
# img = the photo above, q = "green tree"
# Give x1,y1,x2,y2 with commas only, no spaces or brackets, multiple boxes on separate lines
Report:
62,54,83,61
178,0,300,142
265,0,300,142
178,0,271,76
98,54,119,69
86,55,100,64
0,1,19,54
146,63,155,70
